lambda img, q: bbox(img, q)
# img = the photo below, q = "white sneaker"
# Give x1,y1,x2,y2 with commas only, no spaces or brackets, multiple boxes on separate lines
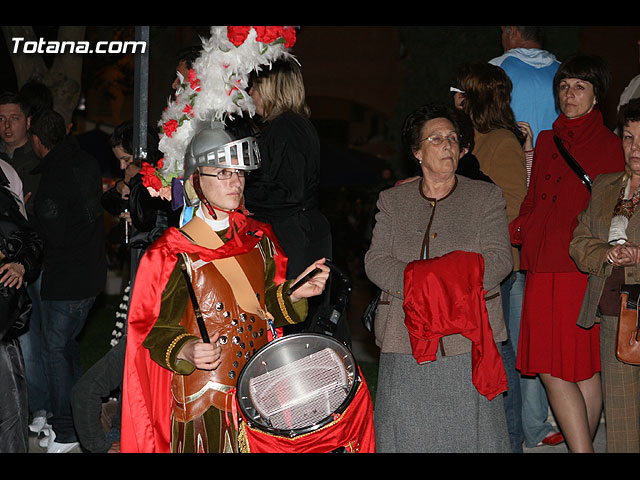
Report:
28,416,51,435
47,439,80,453
39,431,52,448
45,430,79,453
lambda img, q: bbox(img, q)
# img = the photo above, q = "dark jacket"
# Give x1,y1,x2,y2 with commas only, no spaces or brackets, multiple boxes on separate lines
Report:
0,184,42,339
33,137,106,300
244,111,331,278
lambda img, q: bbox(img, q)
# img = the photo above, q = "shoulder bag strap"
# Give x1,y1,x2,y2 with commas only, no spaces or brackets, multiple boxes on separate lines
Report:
553,135,592,192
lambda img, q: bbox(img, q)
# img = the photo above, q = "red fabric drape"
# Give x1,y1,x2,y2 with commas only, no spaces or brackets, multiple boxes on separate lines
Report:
121,217,287,453
403,251,507,401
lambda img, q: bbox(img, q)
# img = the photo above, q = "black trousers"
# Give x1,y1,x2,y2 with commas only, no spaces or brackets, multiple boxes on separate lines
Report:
70,338,125,453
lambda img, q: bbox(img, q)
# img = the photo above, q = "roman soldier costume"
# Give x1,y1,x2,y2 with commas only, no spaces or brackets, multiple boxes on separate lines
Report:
121,123,306,453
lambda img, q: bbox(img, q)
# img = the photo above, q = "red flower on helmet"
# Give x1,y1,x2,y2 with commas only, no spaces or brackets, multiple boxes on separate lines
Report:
255,26,284,44
227,26,251,46
141,162,162,191
188,69,200,91
282,27,296,48
163,119,178,137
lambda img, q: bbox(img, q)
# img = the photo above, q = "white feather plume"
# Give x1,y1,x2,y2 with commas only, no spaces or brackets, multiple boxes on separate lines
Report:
155,26,296,186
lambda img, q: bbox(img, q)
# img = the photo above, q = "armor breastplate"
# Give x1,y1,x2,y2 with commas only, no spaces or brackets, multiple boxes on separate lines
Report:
171,244,270,421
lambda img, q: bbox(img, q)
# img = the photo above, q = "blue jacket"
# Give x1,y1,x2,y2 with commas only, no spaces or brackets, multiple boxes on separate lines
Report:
490,48,560,146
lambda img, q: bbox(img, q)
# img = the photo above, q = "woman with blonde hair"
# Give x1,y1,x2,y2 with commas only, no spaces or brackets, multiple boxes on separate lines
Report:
245,58,332,334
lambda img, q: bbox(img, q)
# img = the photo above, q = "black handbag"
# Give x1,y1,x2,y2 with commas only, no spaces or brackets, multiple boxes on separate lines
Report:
553,135,592,192
361,289,381,334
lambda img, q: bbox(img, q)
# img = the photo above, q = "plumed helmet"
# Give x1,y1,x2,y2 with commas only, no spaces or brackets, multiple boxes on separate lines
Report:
182,120,260,207
183,121,260,180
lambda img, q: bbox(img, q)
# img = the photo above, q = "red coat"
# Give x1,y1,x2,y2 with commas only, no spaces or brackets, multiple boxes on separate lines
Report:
511,109,624,273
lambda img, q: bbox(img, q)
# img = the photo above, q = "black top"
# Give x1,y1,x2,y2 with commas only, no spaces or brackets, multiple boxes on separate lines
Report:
33,137,106,300
244,111,322,219
243,111,332,279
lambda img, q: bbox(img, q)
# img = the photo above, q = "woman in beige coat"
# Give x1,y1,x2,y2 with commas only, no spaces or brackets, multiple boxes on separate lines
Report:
365,104,513,452
570,98,640,452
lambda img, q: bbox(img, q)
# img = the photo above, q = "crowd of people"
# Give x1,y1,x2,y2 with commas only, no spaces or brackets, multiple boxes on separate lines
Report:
366,26,640,453
1,25,640,454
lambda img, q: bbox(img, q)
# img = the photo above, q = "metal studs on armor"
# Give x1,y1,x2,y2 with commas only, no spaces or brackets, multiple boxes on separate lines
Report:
232,336,241,345
219,335,228,345
231,318,238,326
228,370,236,379
223,311,231,318
250,316,255,322
215,302,224,311
240,313,247,322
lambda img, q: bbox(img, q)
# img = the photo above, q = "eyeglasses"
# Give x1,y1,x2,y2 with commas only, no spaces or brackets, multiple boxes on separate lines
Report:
420,133,460,146
199,169,247,180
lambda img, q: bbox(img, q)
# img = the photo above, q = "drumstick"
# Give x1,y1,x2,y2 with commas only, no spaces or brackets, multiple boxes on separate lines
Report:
179,259,210,343
286,267,322,296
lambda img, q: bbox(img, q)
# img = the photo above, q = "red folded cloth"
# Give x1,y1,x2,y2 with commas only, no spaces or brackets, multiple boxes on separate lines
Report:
403,251,507,400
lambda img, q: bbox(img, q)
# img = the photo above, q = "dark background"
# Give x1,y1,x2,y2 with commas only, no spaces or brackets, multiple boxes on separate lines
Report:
1,25,638,283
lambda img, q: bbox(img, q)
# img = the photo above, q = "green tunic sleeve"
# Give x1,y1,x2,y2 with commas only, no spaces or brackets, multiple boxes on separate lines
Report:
143,230,308,373
142,262,199,375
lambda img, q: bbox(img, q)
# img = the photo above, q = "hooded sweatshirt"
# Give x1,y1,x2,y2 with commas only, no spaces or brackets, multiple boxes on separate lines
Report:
490,48,561,145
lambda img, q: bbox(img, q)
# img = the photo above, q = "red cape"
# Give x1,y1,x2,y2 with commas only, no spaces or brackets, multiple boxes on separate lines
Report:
120,218,287,453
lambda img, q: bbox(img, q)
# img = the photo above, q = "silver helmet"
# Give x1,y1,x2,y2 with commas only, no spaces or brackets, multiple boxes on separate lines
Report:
183,121,260,206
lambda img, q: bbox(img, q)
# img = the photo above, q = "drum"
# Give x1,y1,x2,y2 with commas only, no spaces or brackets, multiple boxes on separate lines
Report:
236,333,361,439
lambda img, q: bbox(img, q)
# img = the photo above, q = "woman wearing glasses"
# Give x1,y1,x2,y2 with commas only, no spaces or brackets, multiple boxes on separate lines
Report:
364,103,513,452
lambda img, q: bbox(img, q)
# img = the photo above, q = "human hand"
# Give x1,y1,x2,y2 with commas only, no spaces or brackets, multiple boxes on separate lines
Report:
0,262,25,288
177,332,223,370
119,210,131,225
618,242,640,265
116,180,130,200
517,121,533,151
289,258,330,303
607,243,637,267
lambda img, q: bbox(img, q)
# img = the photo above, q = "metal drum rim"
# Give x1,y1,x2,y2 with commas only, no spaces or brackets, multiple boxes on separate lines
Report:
236,332,360,437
